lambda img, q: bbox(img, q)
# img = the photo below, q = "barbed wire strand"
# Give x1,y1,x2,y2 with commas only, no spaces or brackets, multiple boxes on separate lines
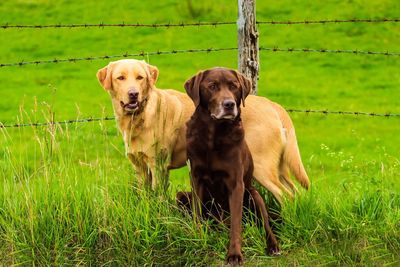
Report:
0,18,399,29
1,110,399,128
259,47,400,56
286,109,400,117
0,48,237,68
1,46,399,68
257,18,400,25
0,22,237,29
0,117,115,129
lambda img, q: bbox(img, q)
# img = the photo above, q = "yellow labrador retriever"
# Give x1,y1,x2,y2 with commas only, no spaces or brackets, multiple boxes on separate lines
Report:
96,59,192,190
97,59,309,202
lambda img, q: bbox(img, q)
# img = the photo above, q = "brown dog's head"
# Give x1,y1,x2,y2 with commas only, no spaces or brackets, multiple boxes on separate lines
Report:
97,59,158,116
184,67,252,120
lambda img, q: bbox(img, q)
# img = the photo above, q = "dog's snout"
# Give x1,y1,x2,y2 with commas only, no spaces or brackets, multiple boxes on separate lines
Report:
222,100,235,110
128,89,139,100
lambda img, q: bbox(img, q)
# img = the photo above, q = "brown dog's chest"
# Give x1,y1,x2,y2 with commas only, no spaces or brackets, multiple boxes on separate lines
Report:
187,114,253,202
188,132,251,214
187,118,245,170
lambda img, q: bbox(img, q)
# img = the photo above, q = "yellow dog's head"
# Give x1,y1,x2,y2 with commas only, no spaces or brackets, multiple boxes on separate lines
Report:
97,59,158,116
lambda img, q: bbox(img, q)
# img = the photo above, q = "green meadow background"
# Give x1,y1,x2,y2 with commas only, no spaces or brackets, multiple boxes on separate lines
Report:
0,0,399,265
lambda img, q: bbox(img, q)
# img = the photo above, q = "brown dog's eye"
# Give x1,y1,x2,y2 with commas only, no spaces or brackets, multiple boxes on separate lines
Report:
136,75,144,80
230,84,238,90
209,84,217,90
117,76,125,81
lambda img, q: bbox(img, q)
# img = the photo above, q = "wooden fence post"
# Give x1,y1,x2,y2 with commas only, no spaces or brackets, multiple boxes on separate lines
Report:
237,0,259,95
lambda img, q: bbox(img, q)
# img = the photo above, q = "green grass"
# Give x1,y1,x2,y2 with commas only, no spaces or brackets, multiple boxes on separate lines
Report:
1,0,400,265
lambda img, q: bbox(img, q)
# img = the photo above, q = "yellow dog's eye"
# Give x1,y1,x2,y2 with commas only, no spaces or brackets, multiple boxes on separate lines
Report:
117,76,125,81
136,75,144,80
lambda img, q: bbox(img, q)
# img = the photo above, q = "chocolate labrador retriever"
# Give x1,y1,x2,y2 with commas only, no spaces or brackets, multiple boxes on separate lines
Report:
177,68,280,265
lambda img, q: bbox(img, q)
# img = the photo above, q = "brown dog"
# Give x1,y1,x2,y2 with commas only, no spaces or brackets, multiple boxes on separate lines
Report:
177,68,280,265
97,60,309,202
180,68,309,203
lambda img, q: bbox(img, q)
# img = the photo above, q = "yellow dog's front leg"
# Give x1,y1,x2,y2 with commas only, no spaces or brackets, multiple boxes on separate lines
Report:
127,152,153,188
127,147,171,194
150,148,170,193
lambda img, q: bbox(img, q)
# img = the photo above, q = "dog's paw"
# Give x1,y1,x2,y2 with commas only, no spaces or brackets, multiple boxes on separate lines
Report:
266,247,281,256
226,252,243,266
176,191,192,210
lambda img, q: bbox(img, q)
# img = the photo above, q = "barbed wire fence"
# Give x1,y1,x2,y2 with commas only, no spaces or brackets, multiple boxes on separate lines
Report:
0,18,399,29
1,46,399,68
2,109,399,129
0,12,399,128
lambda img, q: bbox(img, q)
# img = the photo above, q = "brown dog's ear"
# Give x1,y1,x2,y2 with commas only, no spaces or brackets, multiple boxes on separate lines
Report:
235,71,252,107
145,62,159,87
96,63,113,90
184,71,204,107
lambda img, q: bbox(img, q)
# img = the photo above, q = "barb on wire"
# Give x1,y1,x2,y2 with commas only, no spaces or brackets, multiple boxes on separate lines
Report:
0,47,237,68
286,109,400,117
260,47,400,57
0,117,116,129
1,109,399,129
0,21,236,29
257,18,400,25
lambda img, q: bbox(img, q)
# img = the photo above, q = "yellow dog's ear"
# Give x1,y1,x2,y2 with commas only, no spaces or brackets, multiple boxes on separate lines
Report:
184,71,204,107
147,64,159,86
234,71,252,107
96,62,114,90
141,61,159,87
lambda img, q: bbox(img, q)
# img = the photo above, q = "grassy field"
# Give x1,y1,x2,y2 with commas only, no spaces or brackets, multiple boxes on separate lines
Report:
1,0,399,265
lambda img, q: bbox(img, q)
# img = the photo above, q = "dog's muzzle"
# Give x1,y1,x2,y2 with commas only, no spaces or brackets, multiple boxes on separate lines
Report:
211,100,238,120
120,89,142,114
120,100,139,114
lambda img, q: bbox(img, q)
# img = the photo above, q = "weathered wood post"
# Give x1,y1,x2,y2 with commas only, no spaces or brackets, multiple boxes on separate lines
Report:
237,0,259,95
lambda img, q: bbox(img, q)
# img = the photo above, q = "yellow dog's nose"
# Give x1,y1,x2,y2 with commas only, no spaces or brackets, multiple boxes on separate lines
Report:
128,89,139,100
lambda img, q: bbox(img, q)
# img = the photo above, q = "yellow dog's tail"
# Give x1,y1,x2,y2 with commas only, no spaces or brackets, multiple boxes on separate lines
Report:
283,127,310,190
271,101,310,191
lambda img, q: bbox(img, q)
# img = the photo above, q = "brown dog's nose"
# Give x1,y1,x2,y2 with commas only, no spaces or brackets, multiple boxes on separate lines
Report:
222,100,235,110
128,89,139,100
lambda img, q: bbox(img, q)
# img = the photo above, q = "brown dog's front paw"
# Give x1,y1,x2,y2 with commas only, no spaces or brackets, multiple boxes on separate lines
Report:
226,251,243,266
176,191,192,212
267,246,281,256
